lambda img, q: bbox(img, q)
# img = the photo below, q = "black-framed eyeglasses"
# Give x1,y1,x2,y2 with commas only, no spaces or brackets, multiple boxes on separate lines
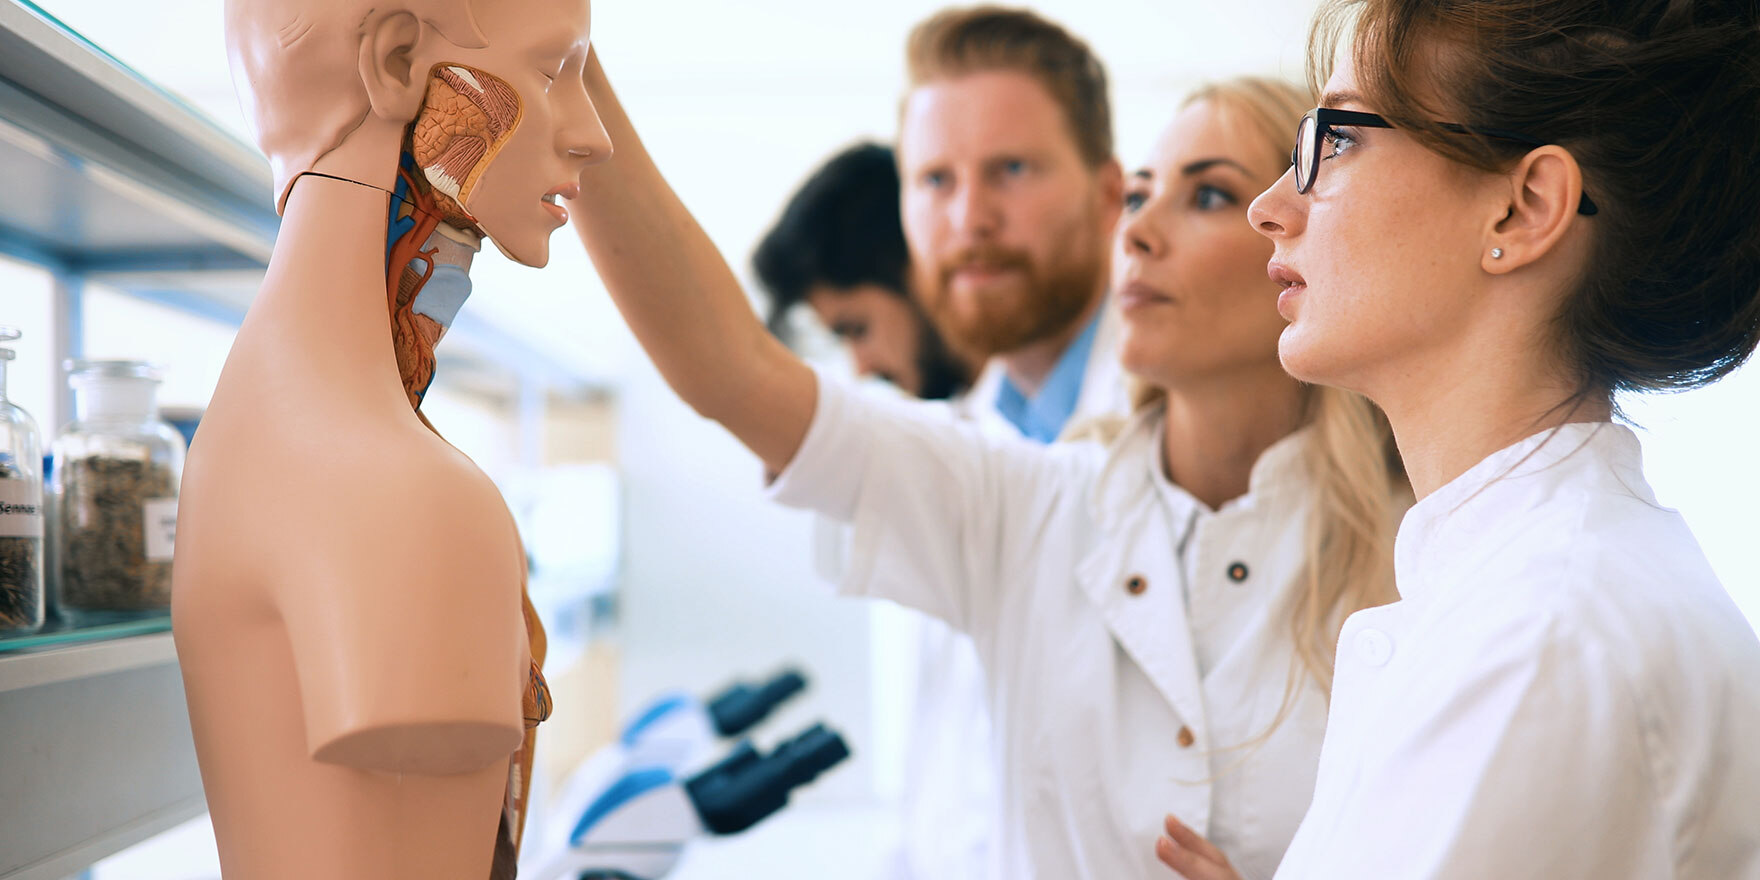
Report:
1292,108,1599,216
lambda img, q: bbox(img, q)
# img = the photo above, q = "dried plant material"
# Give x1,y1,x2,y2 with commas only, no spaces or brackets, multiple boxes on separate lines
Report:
0,461,43,633
59,455,176,612
0,536,42,632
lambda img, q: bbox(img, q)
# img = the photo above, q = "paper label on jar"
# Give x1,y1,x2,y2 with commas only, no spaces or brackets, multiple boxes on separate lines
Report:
0,480,44,539
143,497,178,561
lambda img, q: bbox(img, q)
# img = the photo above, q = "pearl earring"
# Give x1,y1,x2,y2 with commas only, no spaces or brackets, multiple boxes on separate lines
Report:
1491,248,1505,259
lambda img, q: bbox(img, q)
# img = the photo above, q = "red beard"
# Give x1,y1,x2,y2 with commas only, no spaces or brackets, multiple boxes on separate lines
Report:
915,226,1106,359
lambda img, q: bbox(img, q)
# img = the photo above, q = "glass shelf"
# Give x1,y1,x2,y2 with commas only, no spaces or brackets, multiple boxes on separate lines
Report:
0,0,280,270
0,612,172,653
13,0,195,118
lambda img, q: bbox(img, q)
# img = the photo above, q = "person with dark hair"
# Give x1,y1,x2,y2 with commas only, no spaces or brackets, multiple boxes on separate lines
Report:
1156,1,1760,878
753,142,977,401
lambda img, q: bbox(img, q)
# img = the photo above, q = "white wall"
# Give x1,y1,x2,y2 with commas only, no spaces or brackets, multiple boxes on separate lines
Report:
0,257,57,431
80,286,236,410
1624,368,1760,622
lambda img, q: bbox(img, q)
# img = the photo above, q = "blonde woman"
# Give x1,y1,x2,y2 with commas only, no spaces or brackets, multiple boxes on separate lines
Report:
572,50,1407,880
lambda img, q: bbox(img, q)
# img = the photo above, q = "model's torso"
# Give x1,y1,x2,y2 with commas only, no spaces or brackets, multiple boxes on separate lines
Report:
174,365,527,879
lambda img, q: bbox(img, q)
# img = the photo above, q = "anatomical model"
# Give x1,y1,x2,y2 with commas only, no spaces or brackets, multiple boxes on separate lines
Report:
172,0,608,876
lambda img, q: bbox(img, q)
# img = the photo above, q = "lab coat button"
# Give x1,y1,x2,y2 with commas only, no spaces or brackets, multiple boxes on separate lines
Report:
1177,726,1196,748
1126,574,1148,596
1227,562,1249,583
1354,628,1394,667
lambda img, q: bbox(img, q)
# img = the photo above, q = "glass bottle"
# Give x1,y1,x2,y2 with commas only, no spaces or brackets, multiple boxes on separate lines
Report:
50,361,185,619
0,328,46,635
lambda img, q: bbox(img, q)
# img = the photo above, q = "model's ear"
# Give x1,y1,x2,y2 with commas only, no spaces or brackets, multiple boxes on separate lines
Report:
357,11,429,123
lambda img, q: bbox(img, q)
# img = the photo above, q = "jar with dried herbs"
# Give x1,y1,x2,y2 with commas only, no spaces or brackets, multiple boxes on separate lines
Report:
0,328,45,635
50,361,185,618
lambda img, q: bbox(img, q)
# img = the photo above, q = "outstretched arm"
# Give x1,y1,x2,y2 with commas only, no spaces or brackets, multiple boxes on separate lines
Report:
569,48,815,473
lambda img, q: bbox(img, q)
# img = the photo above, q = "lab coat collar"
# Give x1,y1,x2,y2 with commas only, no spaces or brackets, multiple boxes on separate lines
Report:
1087,404,1165,530
1394,421,1651,603
1089,402,1314,530
1075,479,1210,736
1075,403,1198,729
1074,410,1315,735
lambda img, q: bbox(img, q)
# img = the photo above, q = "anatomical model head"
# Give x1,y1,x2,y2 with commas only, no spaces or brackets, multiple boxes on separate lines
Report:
225,0,610,266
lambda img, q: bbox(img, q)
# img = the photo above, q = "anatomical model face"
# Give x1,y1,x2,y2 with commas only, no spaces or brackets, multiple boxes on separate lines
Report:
226,0,610,267
436,0,610,266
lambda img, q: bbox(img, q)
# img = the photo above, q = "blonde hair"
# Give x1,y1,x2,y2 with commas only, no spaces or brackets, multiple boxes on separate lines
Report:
1090,76,1408,704
904,5,1113,167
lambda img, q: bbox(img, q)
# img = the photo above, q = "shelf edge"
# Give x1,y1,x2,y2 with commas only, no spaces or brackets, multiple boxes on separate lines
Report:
0,631,179,695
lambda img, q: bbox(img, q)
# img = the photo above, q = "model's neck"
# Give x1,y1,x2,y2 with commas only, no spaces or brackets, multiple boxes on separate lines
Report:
238,171,480,411
413,226,482,333
998,285,1106,398
257,175,400,346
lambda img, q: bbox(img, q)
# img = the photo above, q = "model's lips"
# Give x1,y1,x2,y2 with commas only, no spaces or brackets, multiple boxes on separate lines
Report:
1269,261,1306,318
541,182,578,224
1117,279,1174,313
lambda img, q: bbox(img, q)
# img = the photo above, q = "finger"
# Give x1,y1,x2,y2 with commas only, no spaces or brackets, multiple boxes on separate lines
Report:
1164,814,1230,866
1156,834,1224,880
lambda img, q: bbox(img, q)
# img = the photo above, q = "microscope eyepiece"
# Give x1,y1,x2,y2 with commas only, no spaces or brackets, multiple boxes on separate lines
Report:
705,668,808,737
684,721,851,836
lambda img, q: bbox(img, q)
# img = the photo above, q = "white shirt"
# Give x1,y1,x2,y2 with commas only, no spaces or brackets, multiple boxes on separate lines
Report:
1275,423,1760,879
774,378,1330,880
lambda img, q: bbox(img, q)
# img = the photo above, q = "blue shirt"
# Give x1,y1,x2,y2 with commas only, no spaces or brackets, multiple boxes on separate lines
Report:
994,311,1102,444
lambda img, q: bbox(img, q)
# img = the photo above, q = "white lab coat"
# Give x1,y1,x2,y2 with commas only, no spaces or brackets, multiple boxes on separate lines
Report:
774,378,1331,880
892,303,1128,880
1274,423,1760,879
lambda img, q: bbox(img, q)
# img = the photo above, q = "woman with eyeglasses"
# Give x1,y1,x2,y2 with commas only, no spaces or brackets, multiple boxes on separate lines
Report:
572,48,1409,879
1156,1,1760,879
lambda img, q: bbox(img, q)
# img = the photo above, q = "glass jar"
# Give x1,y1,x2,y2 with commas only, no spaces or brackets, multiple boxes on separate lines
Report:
50,361,185,618
0,328,46,635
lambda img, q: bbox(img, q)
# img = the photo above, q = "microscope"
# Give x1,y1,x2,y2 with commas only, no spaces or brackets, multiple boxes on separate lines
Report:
523,669,851,880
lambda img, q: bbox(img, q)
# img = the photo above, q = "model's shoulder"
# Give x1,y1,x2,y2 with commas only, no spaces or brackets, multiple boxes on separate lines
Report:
194,404,511,548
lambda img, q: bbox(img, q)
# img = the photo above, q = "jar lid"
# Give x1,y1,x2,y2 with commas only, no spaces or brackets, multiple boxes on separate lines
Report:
64,359,161,381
